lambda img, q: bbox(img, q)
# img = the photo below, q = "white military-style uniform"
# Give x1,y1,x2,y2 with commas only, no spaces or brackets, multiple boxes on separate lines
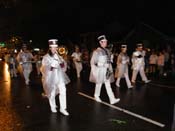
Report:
40,39,70,115
71,52,82,78
89,47,120,104
17,51,33,85
115,52,133,88
131,49,150,83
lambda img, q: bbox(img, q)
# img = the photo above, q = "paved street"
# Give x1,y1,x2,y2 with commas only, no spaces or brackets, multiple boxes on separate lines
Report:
0,61,174,131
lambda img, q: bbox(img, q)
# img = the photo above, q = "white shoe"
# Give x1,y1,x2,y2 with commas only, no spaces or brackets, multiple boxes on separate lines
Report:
60,109,69,116
25,80,29,85
94,96,102,102
51,107,57,113
128,85,133,89
145,80,151,83
41,93,47,98
110,98,120,104
115,83,120,87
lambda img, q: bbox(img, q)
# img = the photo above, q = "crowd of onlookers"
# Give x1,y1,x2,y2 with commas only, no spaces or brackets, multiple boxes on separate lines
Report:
144,49,175,78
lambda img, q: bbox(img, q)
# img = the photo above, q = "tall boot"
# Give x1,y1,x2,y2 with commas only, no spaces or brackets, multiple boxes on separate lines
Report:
140,68,151,83
131,69,138,84
59,94,69,116
124,73,133,88
23,69,30,85
94,83,102,102
59,84,69,116
115,77,121,87
49,90,57,113
105,81,120,104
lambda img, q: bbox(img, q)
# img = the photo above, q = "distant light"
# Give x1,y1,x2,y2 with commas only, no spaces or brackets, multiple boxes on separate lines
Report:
0,42,5,47
29,40,32,43
0,58,2,61
14,49,17,53
147,48,151,52
34,48,40,51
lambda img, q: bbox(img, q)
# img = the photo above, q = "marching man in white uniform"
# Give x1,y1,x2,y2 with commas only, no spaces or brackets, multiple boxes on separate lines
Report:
89,35,120,104
71,45,83,78
17,44,33,85
115,45,133,88
40,39,70,116
131,43,151,84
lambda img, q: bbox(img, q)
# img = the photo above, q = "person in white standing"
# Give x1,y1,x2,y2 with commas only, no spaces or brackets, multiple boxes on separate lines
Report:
71,45,83,78
40,39,70,116
17,44,33,85
149,51,158,76
131,43,151,84
115,45,133,88
89,35,120,104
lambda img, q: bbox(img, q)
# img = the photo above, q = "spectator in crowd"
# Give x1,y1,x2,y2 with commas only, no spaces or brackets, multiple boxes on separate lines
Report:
157,51,165,76
149,50,158,76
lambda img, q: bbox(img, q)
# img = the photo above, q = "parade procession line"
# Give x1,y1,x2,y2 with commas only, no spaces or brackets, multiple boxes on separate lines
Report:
78,92,165,128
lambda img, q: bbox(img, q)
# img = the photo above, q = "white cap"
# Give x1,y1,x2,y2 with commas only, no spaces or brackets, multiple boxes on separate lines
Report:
48,39,58,47
97,35,107,42
121,44,127,48
137,43,143,47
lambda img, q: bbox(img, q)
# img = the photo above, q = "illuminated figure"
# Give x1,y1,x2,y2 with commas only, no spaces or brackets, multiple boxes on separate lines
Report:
40,39,70,115
131,43,151,84
115,45,133,88
89,35,120,104
17,44,33,85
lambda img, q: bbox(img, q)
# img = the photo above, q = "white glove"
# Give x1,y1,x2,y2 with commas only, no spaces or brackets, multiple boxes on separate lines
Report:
133,52,140,57
104,63,110,68
97,62,104,67
51,60,59,68
122,60,126,64
122,60,129,64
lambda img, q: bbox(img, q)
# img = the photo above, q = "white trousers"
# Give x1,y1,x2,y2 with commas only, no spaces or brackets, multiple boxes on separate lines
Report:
116,73,132,88
131,67,148,83
74,62,82,78
49,83,67,110
94,80,116,103
23,69,32,84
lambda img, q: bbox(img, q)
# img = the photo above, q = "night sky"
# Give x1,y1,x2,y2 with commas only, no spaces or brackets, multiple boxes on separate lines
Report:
0,0,175,44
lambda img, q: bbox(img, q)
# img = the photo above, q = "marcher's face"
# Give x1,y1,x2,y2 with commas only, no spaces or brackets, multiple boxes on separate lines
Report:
50,47,57,54
138,47,143,51
22,47,27,52
122,48,127,53
75,47,79,52
100,40,108,48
